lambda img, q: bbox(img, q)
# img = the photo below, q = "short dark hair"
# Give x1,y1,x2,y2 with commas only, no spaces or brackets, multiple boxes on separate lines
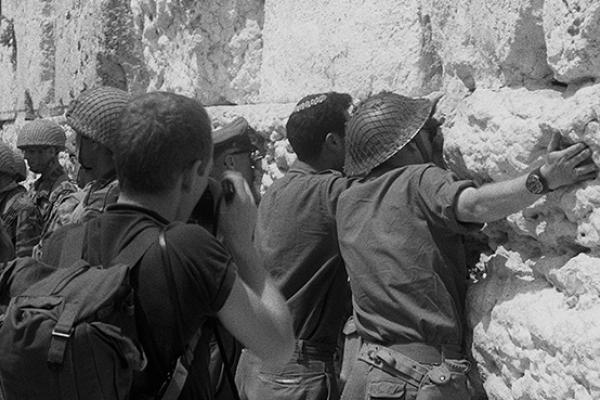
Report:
115,92,212,194
286,92,352,162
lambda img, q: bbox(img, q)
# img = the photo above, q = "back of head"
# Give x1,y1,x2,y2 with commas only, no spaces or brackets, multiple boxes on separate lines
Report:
286,92,352,162
66,86,132,153
115,92,212,195
16,119,66,149
344,91,434,177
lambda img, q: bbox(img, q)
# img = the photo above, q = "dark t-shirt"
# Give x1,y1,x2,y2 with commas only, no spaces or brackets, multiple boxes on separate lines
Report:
42,204,237,400
255,161,354,346
337,164,481,348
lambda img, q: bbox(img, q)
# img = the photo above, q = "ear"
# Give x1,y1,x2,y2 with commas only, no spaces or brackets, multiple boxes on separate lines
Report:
223,154,236,170
182,159,204,192
325,132,344,151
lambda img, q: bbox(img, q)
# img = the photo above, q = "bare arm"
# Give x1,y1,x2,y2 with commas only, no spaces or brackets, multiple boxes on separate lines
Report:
215,171,294,365
457,131,598,223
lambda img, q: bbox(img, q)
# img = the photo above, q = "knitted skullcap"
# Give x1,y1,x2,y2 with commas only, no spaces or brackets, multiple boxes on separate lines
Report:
0,142,15,176
344,92,434,177
12,150,27,182
66,86,131,152
16,119,66,149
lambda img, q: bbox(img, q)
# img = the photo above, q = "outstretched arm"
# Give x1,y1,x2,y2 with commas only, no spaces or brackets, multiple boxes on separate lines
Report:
457,131,598,223
215,171,294,365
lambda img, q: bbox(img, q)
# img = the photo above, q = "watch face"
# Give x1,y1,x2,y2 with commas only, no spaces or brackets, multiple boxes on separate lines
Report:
526,173,544,194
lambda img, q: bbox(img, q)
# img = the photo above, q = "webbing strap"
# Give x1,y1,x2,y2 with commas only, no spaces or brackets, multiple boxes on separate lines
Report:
48,302,79,365
58,224,86,267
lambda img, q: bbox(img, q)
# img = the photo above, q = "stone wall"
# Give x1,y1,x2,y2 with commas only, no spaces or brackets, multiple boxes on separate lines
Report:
1,1,600,398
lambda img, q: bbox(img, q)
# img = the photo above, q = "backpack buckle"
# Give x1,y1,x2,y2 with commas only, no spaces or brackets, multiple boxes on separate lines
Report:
51,328,72,339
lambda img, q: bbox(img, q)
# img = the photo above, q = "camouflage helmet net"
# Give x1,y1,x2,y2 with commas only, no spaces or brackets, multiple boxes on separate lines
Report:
16,119,66,149
0,142,16,176
344,92,434,177
66,86,131,152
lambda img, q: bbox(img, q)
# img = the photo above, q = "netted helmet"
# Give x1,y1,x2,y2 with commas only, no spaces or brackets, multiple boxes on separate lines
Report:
0,142,16,176
344,92,434,177
16,119,66,149
12,150,27,182
66,86,131,152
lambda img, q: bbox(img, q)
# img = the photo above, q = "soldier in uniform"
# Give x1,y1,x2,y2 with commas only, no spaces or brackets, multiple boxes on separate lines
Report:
41,86,131,237
0,142,42,258
16,119,76,247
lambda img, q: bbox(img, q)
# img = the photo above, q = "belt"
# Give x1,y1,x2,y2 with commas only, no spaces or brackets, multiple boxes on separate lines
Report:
359,342,470,388
295,339,337,361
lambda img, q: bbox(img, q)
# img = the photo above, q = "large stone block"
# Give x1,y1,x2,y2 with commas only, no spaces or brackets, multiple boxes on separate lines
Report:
259,0,443,103
468,249,600,400
453,85,600,399
130,0,264,105
544,0,600,83
425,0,552,93
2,0,146,117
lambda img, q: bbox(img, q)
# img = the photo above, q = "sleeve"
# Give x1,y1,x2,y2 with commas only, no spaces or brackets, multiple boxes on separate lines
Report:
168,224,238,315
14,202,43,258
416,165,483,234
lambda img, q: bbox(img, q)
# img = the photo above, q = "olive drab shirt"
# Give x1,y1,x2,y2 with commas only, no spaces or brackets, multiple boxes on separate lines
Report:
0,183,42,258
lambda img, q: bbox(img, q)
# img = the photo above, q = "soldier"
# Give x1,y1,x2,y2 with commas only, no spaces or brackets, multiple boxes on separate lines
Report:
190,116,262,400
0,142,41,258
337,92,598,400
236,92,355,400
16,119,75,243
41,86,131,238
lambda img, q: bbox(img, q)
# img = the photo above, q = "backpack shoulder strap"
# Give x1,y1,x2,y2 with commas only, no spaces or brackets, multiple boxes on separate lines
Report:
113,227,159,268
58,224,87,267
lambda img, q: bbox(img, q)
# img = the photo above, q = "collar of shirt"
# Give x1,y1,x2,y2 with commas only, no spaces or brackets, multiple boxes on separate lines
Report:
106,203,170,225
288,160,339,175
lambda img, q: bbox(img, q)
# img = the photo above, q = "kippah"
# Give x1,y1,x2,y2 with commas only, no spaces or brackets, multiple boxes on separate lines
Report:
293,94,327,113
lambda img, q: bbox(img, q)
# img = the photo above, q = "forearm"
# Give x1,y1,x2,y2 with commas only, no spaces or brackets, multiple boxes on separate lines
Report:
456,175,540,223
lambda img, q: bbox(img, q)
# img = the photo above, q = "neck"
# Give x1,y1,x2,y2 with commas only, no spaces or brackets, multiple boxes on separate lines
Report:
302,155,342,172
117,189,180,222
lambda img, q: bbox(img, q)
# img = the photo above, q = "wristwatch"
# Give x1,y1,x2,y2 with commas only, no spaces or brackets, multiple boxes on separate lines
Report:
525,166,551,195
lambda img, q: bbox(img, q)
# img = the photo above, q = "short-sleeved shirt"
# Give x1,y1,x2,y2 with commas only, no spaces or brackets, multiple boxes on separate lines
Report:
255,160,354,346
42,204,237,400
337,164,481,348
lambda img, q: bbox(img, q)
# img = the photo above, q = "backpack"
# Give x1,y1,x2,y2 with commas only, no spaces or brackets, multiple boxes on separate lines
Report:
0,224,157,400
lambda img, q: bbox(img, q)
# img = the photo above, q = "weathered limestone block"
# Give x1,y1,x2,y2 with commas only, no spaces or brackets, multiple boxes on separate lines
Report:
454,85,600,399
130,0,264,105
468,249,600,400
1,0,146,119
544,0,600,83
259,0,443,103
0,15,17,121
426,0,552,92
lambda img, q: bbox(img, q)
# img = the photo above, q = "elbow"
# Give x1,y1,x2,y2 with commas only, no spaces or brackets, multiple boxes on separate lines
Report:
456,188,489,223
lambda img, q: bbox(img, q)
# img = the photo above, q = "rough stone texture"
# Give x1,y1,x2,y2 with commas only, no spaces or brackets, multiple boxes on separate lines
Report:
259,0,443,103
130,0,264,105
544,0,600,83
447,84,600,399
425,0,553,93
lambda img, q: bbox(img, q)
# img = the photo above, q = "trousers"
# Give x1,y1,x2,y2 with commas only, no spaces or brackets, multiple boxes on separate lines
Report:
236,342,340,400
341,342,472,400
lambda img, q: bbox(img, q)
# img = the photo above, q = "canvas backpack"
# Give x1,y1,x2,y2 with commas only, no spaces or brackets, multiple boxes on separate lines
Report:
0,223,201,400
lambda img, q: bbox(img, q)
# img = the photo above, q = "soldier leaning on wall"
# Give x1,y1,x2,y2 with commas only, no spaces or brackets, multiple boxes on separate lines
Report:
336,91,598,400
235,92,356,400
